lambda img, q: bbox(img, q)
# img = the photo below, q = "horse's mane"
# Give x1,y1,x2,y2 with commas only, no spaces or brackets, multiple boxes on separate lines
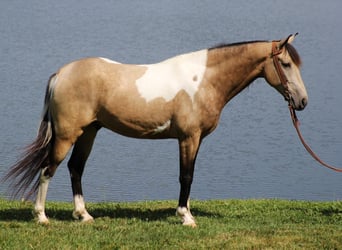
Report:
209,40,268,50
209,40,302,67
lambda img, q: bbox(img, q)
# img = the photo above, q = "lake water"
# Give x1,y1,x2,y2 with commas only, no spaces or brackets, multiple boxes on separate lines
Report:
0,0,341,202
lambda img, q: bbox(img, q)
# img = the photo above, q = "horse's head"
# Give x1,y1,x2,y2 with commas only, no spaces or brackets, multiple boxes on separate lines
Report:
264,34,308,111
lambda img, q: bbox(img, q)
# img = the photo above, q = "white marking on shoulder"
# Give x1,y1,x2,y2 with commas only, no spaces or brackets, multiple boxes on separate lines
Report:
135,49,208,102
99,57,121,64
153,120,171,134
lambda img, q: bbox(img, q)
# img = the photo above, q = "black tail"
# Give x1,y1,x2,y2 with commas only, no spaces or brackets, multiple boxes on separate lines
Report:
3,74,56,199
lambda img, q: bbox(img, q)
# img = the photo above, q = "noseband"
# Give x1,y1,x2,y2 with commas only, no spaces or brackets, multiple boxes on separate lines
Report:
271,41,342,172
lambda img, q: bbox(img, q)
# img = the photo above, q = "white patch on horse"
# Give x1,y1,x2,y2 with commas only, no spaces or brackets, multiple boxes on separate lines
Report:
153,120,171,134
135,50,208,102
34,167,50,224
99,57,121,64
176,206,196,227
72,194,94,222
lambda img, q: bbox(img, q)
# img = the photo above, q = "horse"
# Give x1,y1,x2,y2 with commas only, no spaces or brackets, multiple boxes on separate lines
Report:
4,34,308,227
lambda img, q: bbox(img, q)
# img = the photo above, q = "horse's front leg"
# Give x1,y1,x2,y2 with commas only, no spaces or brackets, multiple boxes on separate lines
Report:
176,133,201,227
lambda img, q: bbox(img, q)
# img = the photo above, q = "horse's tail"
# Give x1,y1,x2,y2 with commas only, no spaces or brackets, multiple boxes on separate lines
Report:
3,73,57,199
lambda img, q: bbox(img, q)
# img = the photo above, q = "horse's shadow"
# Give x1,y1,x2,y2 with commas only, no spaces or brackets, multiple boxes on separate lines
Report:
0,204,221,223
0,207,34,222
89,206,221,222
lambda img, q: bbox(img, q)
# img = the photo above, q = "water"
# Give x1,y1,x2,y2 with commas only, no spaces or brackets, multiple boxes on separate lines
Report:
0,0,341,202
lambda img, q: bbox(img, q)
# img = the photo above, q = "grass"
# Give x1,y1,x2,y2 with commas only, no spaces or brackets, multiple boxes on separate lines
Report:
0,199,341,249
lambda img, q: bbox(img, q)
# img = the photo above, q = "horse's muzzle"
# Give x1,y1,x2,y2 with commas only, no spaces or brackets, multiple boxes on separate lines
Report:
291,96,308,111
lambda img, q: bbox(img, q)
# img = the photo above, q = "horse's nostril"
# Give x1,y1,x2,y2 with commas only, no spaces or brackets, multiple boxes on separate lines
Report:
302,97,308,108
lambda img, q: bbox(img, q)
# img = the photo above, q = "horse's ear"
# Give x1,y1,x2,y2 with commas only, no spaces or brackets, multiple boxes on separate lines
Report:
279,33,298,49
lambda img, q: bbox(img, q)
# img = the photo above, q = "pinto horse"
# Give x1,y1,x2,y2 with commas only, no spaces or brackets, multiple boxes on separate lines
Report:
5,34,307,226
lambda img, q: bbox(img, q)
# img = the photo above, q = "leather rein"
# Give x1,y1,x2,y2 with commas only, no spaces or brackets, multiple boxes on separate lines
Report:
272,41,342,172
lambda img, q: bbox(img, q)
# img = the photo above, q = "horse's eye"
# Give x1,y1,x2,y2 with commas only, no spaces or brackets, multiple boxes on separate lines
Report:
281,62,291,68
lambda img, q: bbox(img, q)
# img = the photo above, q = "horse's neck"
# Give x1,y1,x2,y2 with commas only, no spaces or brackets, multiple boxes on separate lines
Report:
206,42,270,105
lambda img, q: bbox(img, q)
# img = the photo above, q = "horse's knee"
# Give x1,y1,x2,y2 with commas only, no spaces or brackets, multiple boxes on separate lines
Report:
42,165,57,178
179,175,193,185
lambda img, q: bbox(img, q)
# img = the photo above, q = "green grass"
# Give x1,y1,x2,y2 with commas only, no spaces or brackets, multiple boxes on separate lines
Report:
0,199,341,249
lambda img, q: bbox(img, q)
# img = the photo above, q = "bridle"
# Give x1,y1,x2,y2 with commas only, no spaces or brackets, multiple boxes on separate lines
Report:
271,41,342,172
272,41,291,102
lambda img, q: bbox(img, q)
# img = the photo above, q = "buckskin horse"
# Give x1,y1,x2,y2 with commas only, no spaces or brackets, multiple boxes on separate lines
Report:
5,34,307,227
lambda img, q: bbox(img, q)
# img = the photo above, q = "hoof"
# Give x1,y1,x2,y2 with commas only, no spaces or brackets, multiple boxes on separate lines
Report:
36,217,50,225
81,217,95,223
183,221,197,228
33,210,49,225
176,206,197,228
72,210,94,223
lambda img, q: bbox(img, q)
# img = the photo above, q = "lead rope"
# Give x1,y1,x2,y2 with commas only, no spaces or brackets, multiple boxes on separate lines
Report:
272,41,342,172
289,105,342,172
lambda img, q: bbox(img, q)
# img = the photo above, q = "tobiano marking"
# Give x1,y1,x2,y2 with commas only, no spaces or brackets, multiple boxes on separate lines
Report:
153,120,171,134
72,194,94,222
99,57,121,64
135,50,208,102
74,194,86,210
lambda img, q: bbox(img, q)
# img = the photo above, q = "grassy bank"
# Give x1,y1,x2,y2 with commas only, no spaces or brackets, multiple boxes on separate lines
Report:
0,199,341,249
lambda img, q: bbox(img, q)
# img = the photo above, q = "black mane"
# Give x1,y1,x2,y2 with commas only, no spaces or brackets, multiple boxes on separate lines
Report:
209,40,268,50
209,40,302,66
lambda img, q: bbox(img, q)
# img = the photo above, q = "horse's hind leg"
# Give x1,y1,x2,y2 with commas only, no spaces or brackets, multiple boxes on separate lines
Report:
67,123,100,222
34,168,51,224
34,138,72,224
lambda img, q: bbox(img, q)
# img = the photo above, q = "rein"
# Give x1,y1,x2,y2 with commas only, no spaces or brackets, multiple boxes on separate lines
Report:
272,41,342,172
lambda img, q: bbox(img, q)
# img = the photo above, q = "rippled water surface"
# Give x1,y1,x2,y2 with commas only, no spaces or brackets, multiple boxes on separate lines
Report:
0,0,341,202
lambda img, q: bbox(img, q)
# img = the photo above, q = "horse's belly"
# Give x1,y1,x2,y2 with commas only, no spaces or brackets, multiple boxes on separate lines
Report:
97,107,174,139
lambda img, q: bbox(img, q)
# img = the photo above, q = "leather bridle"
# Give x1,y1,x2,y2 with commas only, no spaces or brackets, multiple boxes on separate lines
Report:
271,41,342,172
272,41,291,102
